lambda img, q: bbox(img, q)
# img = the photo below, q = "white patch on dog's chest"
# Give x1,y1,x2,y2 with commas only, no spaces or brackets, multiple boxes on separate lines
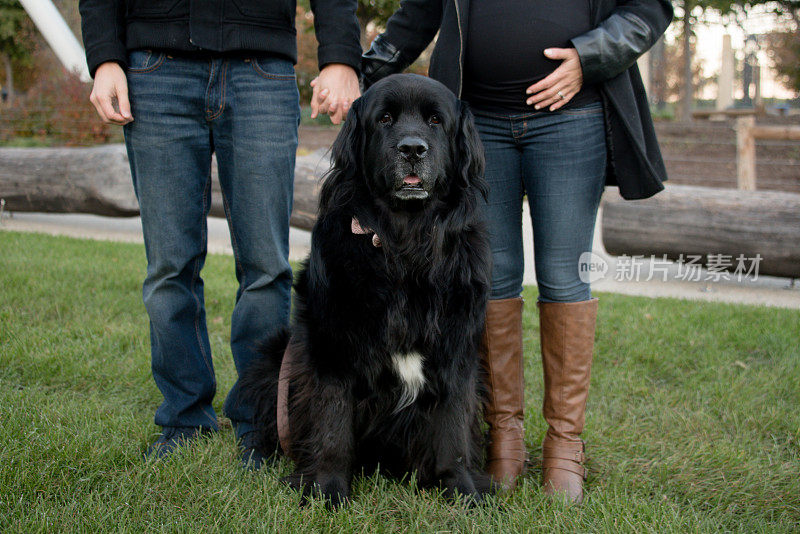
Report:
392,352,426,412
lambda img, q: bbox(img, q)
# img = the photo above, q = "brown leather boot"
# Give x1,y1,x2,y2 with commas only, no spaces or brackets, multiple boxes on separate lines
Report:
538,298,598,504
481,297,527,491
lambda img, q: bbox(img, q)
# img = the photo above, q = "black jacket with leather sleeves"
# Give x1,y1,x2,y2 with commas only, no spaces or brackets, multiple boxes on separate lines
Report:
572,0,672,84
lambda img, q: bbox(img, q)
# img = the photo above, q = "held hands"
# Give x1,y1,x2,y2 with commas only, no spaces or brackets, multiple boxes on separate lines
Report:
89,62,133,125
310,63,361,125
526,48,583,112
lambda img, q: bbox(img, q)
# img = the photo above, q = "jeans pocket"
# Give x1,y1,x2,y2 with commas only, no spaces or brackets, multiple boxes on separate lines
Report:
127,50,166,74
250,56,296,80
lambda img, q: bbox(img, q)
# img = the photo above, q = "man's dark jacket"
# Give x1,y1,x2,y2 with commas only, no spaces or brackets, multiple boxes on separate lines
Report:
362,0,673,200
79,0,361,78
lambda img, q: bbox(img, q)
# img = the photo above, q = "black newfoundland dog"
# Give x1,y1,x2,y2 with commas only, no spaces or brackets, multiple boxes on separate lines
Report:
242,74,492,506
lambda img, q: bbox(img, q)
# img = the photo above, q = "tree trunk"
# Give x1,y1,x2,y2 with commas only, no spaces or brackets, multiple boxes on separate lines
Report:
680,2,694,122
2,54,14,106
650,35,666,110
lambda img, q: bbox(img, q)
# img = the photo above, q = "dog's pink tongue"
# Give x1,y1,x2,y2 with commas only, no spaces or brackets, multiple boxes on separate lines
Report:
403,175,421,185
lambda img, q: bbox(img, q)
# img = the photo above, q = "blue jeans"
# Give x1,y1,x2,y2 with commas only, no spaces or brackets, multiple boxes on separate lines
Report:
123,50,300,436
471,103,606,303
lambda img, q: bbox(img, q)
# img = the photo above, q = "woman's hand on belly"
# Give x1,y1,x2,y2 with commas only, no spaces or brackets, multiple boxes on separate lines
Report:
525,48,584,112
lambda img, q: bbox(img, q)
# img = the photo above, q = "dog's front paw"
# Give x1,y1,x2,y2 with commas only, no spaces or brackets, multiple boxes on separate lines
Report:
286,471,351,509
440,470,484,506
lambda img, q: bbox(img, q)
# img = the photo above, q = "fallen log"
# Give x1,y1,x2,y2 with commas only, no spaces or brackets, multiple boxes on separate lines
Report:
0,144,329,231
601,185,800,279
0,145,138,216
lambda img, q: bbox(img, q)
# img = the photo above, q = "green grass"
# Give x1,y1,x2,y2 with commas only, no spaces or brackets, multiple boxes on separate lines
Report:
1,230,798,532
300,105,337,127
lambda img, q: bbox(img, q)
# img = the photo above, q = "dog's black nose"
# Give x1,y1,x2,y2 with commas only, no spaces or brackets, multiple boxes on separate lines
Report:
397,137,428,160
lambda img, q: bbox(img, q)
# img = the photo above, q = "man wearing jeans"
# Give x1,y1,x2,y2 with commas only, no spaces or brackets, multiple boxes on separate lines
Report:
79,1,361,466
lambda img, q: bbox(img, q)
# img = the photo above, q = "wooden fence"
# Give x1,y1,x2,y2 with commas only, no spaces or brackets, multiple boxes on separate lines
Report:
736,117,800,191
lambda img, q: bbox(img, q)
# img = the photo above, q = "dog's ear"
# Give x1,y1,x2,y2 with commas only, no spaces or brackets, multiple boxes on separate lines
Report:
455,101,488,200
318,98,364,215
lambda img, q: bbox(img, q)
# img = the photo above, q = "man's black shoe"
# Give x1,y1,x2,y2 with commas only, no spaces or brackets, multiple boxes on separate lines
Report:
239,431,269,470
144,426,213,460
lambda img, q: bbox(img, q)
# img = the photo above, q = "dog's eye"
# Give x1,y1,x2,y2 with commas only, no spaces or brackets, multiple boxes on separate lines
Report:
429,114,441,126
379,112,393,125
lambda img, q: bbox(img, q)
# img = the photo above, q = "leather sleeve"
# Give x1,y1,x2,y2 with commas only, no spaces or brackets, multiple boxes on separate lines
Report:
310,0,363,73
79,0,127,78
570,0,673,85
361,0,444,88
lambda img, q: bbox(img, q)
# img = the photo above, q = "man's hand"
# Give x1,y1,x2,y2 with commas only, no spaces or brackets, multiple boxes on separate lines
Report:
310,64,360,125
526,48,584,112
89,62,133,125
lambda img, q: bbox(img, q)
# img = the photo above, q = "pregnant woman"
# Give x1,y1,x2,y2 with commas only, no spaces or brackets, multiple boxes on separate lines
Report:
360,0,672,502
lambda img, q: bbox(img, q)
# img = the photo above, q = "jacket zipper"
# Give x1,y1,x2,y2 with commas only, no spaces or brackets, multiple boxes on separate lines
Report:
454,0,464,98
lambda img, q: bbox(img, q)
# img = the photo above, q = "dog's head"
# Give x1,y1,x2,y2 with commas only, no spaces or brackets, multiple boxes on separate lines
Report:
320,74,486,214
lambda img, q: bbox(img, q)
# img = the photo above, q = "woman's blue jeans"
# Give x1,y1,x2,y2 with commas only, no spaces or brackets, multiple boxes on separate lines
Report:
123,51,301,436
471,103,607,303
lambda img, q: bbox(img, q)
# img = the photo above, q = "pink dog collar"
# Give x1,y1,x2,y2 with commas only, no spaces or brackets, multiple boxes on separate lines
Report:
351,217,382,248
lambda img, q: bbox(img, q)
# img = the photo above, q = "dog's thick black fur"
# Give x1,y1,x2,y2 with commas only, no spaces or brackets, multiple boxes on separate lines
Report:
241,74,492,506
